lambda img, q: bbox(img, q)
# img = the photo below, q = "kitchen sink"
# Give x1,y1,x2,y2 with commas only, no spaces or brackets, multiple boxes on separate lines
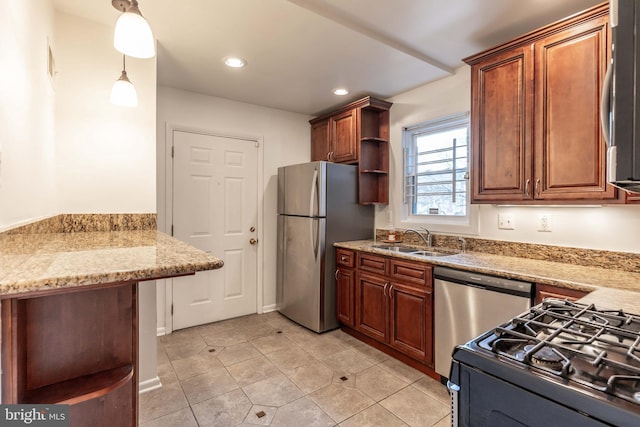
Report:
371,244,454,257
371,244,419,253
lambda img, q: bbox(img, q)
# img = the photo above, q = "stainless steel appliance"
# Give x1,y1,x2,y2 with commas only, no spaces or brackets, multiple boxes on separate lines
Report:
434,267,532,378
449,299,640,426
276,161,374,332
601,0,640,193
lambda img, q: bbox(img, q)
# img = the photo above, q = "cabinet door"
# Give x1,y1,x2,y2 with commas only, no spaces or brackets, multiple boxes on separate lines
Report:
534,14,615,200
389,283,433,365
311,119,330,161
535,284,589,305
355,272,388,342
330,109,358,164
336,268,355,327
471,45,534,202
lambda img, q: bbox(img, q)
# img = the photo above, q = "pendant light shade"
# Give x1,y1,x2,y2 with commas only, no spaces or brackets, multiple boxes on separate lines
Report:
111,56,138,107
113,0,155,59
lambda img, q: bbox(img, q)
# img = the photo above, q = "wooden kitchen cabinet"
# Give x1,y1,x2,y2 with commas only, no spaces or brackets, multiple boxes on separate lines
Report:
310,96,392,204
466,3,616,203
535,283,589,305
348,251,434,368
336,249,356,327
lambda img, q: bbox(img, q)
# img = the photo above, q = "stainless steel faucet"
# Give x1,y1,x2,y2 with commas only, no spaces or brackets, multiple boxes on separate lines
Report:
404,227,431,247
458,237,466,253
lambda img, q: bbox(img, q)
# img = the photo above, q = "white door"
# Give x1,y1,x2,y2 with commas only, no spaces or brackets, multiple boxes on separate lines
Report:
172,130,258,330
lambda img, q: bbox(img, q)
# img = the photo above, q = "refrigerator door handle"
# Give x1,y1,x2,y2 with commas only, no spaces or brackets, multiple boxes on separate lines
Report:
311,217,319,259
309,168,319,217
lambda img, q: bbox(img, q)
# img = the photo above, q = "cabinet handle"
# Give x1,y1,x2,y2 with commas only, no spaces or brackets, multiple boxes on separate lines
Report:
327,152,331,161
335,269,339,280
535,178,541,197
525,179,530,197
383,282,389,297
388,284,394,299
341,256,347,262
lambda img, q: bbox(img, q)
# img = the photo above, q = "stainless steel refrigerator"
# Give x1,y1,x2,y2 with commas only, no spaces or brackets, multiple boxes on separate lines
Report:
276,161,374,332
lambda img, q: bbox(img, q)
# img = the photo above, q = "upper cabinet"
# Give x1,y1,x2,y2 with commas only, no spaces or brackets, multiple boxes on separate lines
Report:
465,3,618,204
310,96,392,204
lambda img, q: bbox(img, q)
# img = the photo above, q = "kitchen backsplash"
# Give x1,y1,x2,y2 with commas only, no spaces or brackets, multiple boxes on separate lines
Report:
376,229,640,273
3,214,157,234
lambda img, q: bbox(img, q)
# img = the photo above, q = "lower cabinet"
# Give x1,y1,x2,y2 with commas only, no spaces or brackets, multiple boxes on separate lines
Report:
337,249,434,369
535,283,589,305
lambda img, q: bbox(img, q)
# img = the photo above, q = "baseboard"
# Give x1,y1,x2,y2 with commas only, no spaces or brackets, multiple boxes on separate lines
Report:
139,376,162,394
262,304,277,313
156,327,166,336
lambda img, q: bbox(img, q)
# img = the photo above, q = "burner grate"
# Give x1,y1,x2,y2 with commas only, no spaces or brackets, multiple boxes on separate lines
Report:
485,299,640,403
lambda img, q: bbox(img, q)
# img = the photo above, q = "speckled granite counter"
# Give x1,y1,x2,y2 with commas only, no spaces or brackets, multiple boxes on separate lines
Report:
0,230,223,297
335,240,640,296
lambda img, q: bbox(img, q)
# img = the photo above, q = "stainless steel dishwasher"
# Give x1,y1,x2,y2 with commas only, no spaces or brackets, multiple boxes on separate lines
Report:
434,266,532,378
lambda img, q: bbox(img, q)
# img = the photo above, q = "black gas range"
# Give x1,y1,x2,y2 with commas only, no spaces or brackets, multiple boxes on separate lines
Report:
449,299,640,426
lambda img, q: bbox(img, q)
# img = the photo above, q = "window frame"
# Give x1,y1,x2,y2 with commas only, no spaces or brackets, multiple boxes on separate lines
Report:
400,112,478,234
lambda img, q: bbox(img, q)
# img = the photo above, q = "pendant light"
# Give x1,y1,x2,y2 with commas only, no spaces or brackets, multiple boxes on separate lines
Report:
111,55,138,107
113,0,155,59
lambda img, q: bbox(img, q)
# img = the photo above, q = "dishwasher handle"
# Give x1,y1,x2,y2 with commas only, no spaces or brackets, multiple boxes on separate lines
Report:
434,266,532,298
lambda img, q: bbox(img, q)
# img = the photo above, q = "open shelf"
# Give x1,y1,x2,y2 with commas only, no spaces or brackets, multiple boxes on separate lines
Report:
23,365,133,405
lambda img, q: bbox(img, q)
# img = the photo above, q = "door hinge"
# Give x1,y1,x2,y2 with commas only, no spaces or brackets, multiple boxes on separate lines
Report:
171,146,174,158
171,304,173,315
171,224,174,236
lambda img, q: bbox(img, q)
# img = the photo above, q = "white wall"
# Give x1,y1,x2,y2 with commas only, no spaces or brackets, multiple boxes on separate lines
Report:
0,1,56,230
156,87,310,331
382,66,640,253
54,12,156,214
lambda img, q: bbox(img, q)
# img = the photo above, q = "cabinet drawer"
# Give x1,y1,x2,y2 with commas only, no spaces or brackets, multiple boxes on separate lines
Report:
336,249,355,268
390,259,432,288
358,253,388,275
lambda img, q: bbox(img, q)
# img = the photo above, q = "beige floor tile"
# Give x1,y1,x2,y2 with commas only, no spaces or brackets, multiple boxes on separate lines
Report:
433,413,452,427
281,326,320,345
251,333,294,354
242,373,304,407
350,341,391,363
159,327,203,347
180,367,239,405
138,382,189,423
283,360,334,394
310,383,374,423
266,345,315,370
193,320,238,336
264,314,301,330
164,340,208,361
413,376,450,405
339,404,408,427
378,358,426,383
171,349,224,380
271,397,335,427
303,336,350,359
321,349,376,374
332,371,357,388
191,389,252,427
202,329,247,347
226,355,282,387
380,385,449,427
157,359,179,386
355,365,410,402
243,404,277,425
138,407,198,427
217,342,262,366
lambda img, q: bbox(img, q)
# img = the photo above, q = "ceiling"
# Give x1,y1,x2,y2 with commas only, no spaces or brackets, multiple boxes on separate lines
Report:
53,0,603,116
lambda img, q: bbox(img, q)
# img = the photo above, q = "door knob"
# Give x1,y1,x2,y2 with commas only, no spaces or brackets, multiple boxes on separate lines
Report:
249,238,258,245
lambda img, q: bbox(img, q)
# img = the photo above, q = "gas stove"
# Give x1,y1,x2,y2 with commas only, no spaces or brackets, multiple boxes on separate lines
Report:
449,299,640,426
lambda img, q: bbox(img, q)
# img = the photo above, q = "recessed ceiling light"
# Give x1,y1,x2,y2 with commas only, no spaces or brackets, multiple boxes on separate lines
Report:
333,88,349,96
223,56,247,68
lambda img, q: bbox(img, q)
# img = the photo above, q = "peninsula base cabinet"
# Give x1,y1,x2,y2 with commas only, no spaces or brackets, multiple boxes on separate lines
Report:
337,250,435,374
1,282,138,427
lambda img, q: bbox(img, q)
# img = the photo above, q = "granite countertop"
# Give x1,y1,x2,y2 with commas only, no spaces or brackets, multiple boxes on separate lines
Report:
335,240,640,295
0,230,223,297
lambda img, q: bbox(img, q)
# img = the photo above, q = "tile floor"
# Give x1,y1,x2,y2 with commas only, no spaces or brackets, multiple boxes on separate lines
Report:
140,312,451,426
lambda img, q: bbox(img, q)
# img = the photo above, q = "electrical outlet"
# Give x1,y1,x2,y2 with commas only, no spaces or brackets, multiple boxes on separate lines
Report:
538,214,551,232
498,213,515,230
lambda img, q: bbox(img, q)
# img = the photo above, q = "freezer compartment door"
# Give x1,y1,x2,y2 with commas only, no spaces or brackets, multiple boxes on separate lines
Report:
277,215,326,332
277,161,326,217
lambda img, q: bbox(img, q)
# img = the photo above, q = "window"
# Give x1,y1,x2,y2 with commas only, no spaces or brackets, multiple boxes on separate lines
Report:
403,113,469,218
